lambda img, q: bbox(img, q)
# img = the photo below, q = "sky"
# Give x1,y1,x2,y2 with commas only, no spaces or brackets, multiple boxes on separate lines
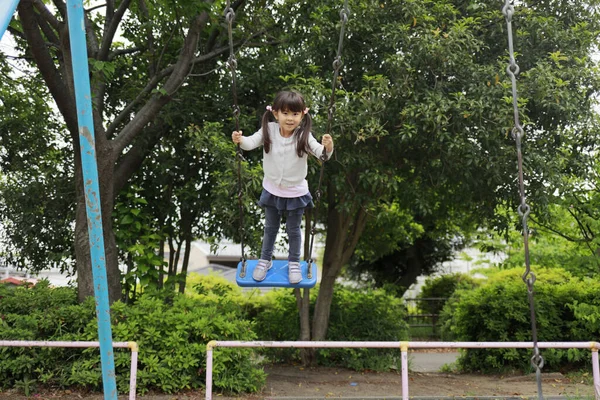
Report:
0,21,17,57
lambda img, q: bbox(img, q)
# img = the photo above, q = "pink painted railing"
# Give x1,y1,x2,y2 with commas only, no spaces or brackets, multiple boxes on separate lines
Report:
0,340,138,400
205,340,600,400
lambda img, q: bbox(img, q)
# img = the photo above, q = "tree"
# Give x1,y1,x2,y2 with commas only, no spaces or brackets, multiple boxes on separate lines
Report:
224,0,600,365
3,0,599,365
7,0,262,302
0,55,74,273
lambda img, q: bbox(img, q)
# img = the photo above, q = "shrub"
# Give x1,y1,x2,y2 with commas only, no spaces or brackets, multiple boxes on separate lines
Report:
440,267,600,372
418,273,479,315
252,284,409,370
0,277,265,394
0,281,96,391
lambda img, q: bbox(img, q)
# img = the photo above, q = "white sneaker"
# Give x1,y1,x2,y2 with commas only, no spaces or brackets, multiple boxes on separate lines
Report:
288,262,302,284
252,259,272,281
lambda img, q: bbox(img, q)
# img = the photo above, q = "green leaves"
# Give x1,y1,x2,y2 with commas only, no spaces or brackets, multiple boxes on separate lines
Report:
89,59,116,81
251,284,409,370
114,186,166,297
0,60,74,274
441,267,600,372
0,277,265,394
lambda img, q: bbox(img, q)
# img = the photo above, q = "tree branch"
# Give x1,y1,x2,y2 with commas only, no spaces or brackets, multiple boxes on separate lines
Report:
137,0,156,77
155,24,178,77
108,47,142,59
87,3,108,13
112,12,209,155
105,0,114,23
83,8,100,57
18,0,78,139
32,9,61,51
7,26,25,40
33,0,60,30
99,0,131,61
50,0,67,20
342,206,368,263
529,214,589,243
107,43,230,137
113,121,165,194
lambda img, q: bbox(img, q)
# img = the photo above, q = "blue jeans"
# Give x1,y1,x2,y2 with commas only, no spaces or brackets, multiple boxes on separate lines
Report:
260,206,303,262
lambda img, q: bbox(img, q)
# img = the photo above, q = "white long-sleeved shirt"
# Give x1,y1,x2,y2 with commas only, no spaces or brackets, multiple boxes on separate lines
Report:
240,122,334,190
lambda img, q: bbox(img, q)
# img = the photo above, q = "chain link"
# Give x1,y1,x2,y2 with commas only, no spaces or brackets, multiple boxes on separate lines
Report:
307,0,350,270
323,2,350,149
502,2,544,398
225,0,247,276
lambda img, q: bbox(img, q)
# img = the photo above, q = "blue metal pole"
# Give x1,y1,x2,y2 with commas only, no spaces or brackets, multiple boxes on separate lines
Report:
0,0,20,40
65,1,118,399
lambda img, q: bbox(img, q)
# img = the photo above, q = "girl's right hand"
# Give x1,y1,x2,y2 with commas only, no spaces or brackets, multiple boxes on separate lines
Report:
232,131,243,144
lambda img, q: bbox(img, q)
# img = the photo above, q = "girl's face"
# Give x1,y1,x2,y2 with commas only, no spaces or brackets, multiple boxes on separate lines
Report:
273,108,303,136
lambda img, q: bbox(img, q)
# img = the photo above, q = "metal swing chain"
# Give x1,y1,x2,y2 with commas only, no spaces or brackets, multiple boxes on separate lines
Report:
324,0,350,142
502,2,544,399
225,1,248,277
306,0,350,275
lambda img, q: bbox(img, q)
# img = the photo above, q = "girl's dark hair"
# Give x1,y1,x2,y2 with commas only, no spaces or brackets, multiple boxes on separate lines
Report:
261,91,313,157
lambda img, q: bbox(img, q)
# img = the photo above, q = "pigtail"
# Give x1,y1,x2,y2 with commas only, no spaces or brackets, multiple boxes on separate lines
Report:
295,112,313,158
261,111,272,154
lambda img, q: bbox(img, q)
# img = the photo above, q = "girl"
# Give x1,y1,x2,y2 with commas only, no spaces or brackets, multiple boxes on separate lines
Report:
232,91,334,283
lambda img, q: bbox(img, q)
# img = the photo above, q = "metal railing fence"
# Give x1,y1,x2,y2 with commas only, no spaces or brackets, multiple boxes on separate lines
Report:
0,340,138,400
205,340,600,400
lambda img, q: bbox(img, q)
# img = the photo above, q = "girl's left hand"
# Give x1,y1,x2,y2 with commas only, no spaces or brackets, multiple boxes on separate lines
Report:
322,134,334,152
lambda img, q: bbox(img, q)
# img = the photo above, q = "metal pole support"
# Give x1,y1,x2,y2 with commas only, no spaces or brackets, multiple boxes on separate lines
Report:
65,1,118,398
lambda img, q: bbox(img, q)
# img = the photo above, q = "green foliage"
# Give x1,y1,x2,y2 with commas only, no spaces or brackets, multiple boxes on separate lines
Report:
418,273,480,315
0,281,96,390
249,289,302,362
352,202,425,264
4,0,600,343
0,59,73,274
114,186,168,297
89,59,116,81
14,375,37,396
333,0,600,297
109,291,264,394
488,206,600,278
440,267,600,372
186,121,265,256
252,285,409,371
0,279,265,394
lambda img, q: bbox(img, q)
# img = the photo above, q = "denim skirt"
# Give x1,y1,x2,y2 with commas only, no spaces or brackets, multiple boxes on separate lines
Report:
258,189,314,215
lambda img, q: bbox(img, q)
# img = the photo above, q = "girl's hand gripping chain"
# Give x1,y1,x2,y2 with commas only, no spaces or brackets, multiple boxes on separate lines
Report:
322,134,334,153
232,131,243,144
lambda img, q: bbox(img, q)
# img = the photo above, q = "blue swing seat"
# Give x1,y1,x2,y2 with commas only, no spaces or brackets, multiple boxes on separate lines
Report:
236,259,317,288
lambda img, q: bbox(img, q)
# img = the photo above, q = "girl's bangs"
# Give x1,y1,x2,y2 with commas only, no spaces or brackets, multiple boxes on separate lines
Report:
274,92,305,112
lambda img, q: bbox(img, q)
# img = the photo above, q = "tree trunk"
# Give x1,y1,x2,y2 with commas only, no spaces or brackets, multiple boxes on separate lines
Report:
311,264,340,341
179,236,192,294
295,288,314,365
17,2,210,303
307,219,345,365
311,199,369,356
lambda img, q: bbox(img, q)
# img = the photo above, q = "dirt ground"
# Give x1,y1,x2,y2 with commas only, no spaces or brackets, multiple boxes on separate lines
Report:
0,364,595,400
254,364,595,399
